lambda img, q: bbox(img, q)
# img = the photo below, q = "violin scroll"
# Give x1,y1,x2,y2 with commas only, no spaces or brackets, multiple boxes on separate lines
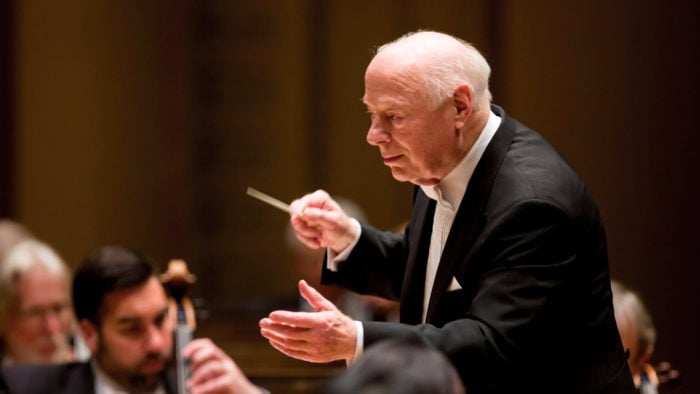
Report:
161,259,198,394
161,259,197,329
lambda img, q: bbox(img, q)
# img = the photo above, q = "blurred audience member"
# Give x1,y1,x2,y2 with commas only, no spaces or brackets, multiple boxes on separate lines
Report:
0,239,87,365
612,280,659,393
0,220,33,262
321,336,465,394
285,197,398,321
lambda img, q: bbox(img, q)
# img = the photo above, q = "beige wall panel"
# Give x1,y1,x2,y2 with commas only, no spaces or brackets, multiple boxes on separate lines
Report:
16,2,192,268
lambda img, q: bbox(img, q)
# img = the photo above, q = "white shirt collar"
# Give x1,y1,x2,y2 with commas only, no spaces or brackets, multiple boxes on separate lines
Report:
421,109,502,209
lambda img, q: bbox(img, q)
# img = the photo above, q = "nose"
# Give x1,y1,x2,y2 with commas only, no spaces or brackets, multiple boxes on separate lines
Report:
366,119,390,146
144,325,167,351
43,311,64,334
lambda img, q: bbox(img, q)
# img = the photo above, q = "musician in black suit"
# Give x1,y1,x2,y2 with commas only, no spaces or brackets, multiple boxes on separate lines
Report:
0,368,7,394
259,30,635,393
2,246,263,394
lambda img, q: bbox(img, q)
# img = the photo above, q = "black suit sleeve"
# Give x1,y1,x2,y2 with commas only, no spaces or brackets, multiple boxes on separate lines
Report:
322,226,407,301
0,369,9,394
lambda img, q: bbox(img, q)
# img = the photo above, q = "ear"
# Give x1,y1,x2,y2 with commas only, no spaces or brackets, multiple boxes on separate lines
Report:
79,319,99,353
452,84,473,129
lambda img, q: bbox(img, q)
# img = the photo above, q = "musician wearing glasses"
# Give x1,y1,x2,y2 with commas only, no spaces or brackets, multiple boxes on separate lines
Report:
0,239,86,365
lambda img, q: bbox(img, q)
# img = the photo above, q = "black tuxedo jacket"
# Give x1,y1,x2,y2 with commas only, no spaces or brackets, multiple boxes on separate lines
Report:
323,105,635,393
1,361,178,394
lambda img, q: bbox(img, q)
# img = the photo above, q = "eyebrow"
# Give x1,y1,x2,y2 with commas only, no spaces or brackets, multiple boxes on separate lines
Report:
114,305,169,326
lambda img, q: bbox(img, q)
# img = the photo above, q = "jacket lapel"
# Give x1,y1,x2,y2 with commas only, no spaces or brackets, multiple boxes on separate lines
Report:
62,362,96,394
399,189,435,324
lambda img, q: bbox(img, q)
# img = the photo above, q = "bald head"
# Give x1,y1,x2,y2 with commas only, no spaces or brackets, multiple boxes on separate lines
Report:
362,31,493,185
368,31,492,111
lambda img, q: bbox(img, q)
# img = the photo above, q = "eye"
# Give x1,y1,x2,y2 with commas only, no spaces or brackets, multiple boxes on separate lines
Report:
122,324,146,337
388,114,403,121
154,311,167,328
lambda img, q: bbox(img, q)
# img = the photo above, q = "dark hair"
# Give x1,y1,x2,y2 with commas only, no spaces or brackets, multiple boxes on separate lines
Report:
72,245,155,325
321,336,465,394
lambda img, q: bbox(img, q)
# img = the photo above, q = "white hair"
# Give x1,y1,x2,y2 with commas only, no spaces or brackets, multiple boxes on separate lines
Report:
0,220,33,261
375,30,493,110
0,239,70,328
611,280,656,358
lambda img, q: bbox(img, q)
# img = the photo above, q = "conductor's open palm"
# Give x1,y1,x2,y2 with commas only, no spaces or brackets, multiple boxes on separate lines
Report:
259,280,357,363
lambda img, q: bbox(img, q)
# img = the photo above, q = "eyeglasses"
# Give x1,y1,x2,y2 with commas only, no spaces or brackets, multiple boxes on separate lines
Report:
14,302,72,326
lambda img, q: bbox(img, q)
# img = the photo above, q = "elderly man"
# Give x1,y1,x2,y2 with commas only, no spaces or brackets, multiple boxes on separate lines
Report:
260,31,634,393
612,280,660,393
0,239,82,364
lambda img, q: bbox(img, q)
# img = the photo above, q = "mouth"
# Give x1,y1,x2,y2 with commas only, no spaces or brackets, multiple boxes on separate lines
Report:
37,338,63,356
382,154,402,165
140,357,165,373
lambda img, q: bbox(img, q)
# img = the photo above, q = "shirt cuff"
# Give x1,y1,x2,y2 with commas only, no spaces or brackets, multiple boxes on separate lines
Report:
347,320,364,366
326,218,362,272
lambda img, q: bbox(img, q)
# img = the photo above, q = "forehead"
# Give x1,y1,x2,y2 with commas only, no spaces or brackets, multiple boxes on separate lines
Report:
15,266,68,304
363,55,426,110
99,276,167,323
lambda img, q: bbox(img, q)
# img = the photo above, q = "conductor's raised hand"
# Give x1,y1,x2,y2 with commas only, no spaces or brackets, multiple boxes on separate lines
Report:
259,280,357,363
289,190,358,253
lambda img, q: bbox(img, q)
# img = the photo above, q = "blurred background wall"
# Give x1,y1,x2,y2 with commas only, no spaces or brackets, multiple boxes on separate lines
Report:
1,1,698,392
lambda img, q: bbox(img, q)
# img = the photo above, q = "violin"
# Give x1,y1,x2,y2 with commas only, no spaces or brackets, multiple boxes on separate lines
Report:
655,361,681,388
161,259,197,394
636,361,681,393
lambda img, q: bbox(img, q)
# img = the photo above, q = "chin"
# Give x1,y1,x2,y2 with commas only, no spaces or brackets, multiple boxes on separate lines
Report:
389,168,412,183
129,373,163,393
390,167,436,186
